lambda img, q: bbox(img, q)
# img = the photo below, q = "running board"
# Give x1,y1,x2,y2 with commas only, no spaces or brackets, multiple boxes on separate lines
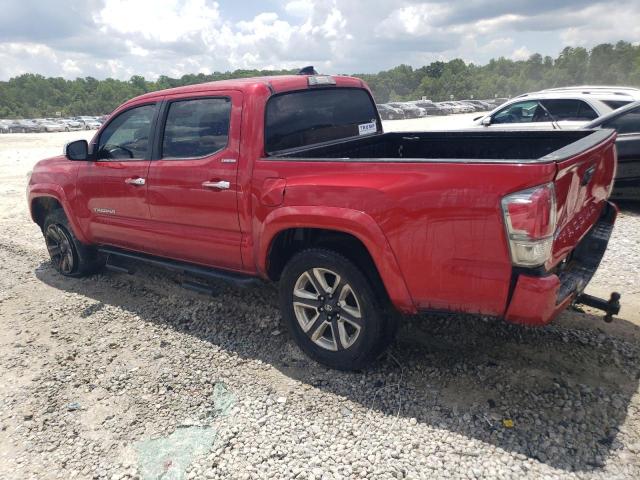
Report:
99,247,260,288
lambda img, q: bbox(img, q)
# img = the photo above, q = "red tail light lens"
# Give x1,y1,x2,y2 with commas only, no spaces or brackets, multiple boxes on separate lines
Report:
502,183,557,267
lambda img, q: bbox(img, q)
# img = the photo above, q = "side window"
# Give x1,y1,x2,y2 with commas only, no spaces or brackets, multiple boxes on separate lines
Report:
603,100,632,110
603,107,640,134
540,99,597,121
162,97,231,159
577,101,598,120
97,104,156,160
492,101,539,124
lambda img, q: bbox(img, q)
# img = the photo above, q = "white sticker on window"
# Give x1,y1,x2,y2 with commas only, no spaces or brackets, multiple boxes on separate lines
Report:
358,122,376,136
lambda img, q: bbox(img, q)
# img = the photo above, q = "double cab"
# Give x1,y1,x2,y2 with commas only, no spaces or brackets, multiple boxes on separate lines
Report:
28,72,619,369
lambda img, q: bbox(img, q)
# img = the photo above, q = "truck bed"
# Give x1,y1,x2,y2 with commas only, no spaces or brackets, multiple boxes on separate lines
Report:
269,129,610,163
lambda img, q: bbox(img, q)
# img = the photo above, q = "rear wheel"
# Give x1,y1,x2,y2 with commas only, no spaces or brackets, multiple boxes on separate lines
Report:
279,248,394,370
43,209,104,277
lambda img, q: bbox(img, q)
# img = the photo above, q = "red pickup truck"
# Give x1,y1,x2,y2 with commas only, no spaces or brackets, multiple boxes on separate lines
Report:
28,72,620,370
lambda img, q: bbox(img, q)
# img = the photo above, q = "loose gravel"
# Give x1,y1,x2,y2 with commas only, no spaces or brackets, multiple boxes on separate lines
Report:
0,131,639,480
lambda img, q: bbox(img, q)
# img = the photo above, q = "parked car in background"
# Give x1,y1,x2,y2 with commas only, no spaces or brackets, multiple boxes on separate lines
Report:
450,101,475,113
377,104,405,120
461,100,493,111
388,102,427,118
585,100,640,200
0,120,10,133
410,100,448,116
436,101,465,114
37,120,66,132
473,91,633,130
73,116,99,129
85,119,102,129
61,119,84,131
541,85,640,102
13,120,44,133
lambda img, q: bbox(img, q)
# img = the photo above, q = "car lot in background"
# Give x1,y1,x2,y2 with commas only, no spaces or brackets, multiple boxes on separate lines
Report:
387,101,427,118
585,100,640,201
472,91,636,130
409,99,448,115
436,101,468,113
376,103,405,120
36,119,66,132
0,115,103,133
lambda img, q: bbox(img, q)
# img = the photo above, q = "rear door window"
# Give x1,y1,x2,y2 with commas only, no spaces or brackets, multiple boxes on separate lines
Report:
603,106,640,134
540,99,597,121
265,88,379,153
162,97,231,159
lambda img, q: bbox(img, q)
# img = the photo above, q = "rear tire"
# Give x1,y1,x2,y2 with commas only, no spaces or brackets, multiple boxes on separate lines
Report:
279,248,395,370
43,209,104,277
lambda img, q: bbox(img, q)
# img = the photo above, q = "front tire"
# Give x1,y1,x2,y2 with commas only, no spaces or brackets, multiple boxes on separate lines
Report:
279,248,393,370
43,209,104,277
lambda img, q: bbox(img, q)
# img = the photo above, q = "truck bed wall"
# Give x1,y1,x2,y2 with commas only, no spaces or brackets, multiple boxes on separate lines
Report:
272,130,592,161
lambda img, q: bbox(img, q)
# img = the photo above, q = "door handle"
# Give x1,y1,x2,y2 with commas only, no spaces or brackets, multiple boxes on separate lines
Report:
202,180,230,190
125,177,146,186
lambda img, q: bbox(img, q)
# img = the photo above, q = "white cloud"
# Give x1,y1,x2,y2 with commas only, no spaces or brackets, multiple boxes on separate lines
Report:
1,0,640,80
285,0,313,18
97,0,222,43
510,46,531,61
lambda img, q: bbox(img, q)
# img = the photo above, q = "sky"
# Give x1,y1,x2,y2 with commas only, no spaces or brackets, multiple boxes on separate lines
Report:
0,0,639,81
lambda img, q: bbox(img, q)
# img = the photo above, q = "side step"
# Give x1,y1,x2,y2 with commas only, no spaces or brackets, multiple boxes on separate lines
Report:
99,247,261,289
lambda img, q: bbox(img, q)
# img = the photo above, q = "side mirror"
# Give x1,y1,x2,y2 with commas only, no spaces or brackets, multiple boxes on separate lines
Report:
481,117,492,127
64,140,89,161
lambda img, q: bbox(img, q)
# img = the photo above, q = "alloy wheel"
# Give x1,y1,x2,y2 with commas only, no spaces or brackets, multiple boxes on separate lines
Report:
292,267,363,351
45,224,75,274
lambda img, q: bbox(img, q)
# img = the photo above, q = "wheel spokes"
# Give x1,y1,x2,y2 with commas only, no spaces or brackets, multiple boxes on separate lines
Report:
312,268,341,295
292,266,363,352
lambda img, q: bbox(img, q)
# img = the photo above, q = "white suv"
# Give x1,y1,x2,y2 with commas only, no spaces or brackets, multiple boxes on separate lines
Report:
472,90,637,130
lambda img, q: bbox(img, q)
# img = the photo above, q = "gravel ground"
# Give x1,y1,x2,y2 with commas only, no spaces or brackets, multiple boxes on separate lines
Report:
0,130,639,480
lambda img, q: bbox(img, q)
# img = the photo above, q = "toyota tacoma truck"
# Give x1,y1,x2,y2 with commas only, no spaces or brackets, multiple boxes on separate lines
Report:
27,72,620,370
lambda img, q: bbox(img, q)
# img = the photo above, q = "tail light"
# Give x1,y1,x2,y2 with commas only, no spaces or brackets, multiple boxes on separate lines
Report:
501,183,557,267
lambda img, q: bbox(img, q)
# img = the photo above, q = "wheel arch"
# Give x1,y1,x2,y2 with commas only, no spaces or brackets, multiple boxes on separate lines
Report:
258,207,415,313
29,189,89,244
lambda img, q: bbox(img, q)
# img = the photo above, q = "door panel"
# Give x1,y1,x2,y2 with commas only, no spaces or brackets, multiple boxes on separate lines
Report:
146,91,243,270
75,102,158,248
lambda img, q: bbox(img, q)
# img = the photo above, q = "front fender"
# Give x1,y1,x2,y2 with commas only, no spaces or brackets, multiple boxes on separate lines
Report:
257,206,416,314
28,184,89,244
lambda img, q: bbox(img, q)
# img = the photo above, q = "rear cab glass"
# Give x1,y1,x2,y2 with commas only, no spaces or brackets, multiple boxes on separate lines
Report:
265,88,380,154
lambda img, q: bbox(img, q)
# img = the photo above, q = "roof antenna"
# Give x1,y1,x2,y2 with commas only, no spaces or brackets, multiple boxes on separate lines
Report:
298,66,318,75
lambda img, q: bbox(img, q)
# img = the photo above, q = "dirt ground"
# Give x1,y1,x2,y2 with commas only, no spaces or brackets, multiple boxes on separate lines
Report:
0,127,639,479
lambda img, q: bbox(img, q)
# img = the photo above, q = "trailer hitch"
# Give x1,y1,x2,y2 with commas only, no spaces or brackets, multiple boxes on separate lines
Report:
575,292,621,323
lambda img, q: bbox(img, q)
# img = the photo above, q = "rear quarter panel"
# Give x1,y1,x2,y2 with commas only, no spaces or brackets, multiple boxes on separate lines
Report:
252,159,557,315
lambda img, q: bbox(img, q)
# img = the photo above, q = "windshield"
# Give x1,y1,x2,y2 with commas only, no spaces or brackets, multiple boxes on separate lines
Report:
265,88,380,154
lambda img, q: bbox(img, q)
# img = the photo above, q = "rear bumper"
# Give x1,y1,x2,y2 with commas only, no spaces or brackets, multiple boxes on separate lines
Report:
504,201,617,326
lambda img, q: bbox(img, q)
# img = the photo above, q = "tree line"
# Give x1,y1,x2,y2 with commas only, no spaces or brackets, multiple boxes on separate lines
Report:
1,41,640,118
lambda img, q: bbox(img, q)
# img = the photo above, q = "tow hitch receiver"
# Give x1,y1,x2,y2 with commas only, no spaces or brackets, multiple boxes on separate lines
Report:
575,292,621,323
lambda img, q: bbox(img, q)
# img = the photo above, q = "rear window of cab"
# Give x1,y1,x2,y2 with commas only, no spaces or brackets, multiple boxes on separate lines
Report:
264,88,380,154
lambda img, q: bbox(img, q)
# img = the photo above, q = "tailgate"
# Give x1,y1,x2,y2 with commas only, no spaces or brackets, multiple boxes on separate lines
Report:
549,129,617,268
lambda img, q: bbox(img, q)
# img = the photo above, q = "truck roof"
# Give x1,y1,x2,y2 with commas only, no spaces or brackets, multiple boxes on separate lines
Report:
131,74,367,103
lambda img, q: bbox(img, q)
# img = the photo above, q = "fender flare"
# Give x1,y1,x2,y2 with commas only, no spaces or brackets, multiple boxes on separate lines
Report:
257,206,416,313
29,185,90,244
